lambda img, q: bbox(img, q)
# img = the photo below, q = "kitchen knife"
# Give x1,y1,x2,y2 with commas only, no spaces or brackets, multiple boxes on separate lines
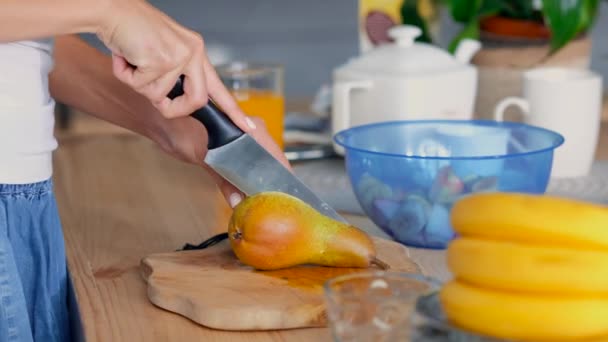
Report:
168,76,346,223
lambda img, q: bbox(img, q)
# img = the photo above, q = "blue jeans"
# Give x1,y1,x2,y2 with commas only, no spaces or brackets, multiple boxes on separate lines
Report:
0,180,71,342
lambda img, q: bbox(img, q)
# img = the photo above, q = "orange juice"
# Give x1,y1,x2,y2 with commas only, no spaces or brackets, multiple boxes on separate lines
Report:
233,89,285,150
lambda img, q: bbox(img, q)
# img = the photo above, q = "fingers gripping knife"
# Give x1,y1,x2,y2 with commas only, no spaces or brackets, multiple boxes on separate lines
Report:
168,76,346,222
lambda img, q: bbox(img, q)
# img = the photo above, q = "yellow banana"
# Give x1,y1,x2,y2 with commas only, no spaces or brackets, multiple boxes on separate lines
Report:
440,281,608,341
451,193,608,250
447,238,608,294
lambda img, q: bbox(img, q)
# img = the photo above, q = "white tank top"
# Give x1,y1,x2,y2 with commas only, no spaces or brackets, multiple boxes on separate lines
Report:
0,38,57,184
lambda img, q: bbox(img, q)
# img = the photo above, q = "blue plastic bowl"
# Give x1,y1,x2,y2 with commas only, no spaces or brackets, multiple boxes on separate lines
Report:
334,120,564,249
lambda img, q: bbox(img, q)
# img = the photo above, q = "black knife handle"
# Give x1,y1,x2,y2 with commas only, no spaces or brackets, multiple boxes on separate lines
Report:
168,75,244,150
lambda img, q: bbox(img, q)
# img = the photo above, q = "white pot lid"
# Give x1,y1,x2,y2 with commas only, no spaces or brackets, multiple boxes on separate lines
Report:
341,25,469,76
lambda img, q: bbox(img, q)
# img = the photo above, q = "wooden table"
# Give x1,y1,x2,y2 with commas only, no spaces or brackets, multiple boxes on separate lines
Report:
53,114,607,341
53,134,444,341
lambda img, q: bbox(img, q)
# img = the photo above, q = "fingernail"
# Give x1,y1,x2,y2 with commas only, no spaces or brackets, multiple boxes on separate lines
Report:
245,117,256,130
229,192,242,208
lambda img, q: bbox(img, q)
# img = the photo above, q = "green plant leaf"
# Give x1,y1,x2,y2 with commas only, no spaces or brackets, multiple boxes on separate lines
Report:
400,0,433,43
519,0,536,18
499,0,541,20
578,0,600,32
499,3,516,17
478,0,504,18
448,19,480,53
447,0,500,55
542,0,585,53
451,0,482,23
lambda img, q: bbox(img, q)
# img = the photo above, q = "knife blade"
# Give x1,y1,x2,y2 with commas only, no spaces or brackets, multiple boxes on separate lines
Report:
168,76,346,223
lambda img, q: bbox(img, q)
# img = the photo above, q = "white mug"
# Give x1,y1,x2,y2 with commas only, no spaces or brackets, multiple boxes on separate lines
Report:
494,67,603,178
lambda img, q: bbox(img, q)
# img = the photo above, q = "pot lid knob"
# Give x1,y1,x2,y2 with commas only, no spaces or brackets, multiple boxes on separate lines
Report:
388,25,422,47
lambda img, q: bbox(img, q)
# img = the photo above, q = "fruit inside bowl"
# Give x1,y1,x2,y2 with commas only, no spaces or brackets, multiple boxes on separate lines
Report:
333,120,564,249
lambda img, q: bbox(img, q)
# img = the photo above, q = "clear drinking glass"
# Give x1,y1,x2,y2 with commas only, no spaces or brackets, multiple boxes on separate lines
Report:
324,271,440,342
217,61,285,150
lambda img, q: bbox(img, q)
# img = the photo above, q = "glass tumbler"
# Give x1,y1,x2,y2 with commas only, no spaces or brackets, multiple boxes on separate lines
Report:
217,61,285,150
324,271,440,342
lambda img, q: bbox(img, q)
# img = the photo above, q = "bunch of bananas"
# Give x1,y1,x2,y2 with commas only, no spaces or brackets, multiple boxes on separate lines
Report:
440,192,608,341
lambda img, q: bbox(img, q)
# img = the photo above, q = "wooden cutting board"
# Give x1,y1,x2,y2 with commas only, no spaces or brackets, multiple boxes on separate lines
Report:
140,236,421,331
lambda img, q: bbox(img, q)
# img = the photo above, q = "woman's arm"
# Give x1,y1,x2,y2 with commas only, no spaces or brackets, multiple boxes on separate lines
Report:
49,34,291,207
49,35,200,159
49,34,220,198
2,0,248,121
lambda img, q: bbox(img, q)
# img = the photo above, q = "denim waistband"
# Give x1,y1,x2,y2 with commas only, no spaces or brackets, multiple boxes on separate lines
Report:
0,179,53,197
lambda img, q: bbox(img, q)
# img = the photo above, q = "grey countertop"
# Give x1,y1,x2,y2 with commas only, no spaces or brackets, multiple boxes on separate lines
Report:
293,158,608,218
294,157,608,283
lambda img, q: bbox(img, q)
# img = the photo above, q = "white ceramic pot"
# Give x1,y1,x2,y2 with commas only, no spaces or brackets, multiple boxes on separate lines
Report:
331,25,481,154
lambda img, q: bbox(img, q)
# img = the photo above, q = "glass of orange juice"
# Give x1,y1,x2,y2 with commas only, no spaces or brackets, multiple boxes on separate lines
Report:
217,61,285,150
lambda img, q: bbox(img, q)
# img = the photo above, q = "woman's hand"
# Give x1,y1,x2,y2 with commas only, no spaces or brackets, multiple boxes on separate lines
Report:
93,0,290,208
49,34,290,209
96,0,251,132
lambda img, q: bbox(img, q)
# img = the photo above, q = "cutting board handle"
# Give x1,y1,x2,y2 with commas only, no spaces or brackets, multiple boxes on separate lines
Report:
168,75,244,150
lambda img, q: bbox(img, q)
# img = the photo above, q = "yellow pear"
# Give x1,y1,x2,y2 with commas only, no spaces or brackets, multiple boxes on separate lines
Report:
227,191,388,271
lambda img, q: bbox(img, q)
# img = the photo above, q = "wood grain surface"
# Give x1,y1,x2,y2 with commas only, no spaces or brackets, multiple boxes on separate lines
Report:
141,237,420,331
52,135,426,341
53,110,607,340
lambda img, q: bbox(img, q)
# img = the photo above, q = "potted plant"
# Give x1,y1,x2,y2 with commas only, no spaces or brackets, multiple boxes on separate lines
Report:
403,0,601,55
453,1,597,51
401,0,603,118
